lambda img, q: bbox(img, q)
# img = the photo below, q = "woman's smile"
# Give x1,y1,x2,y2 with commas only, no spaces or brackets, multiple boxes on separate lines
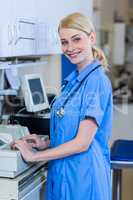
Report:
67,50,82,59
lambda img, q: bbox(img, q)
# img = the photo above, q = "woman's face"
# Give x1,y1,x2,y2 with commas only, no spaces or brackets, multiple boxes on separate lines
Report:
59,28,96,68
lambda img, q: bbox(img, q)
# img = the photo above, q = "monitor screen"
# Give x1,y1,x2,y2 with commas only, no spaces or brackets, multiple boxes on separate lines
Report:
28,78,45,105
21,74,50,112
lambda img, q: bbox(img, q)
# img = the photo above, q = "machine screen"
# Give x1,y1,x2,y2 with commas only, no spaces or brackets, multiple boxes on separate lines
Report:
28,78,45,105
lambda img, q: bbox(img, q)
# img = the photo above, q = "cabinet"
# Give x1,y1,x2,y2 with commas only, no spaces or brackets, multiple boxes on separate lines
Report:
36,22,61,55
0,18,37,57
0,0,93,57
0,0,37,57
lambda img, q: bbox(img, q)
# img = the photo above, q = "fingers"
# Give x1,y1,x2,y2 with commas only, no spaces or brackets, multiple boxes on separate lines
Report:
11,143,17,150
10,139,22,150
12,143,20,150
11,134,43,150
11,139,26,149
23,134,38,139
22,134,39,143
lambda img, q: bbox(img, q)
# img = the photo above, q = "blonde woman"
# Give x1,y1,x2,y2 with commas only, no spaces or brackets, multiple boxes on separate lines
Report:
12,13,113,200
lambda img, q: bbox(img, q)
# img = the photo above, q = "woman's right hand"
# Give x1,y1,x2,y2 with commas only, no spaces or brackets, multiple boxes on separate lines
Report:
22,134,50,150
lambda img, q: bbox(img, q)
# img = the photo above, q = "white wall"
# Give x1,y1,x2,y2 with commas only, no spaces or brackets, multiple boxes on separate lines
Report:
35,0,93,25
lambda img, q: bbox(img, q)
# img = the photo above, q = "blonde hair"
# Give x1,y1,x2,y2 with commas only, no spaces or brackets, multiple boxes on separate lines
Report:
58,12,109,71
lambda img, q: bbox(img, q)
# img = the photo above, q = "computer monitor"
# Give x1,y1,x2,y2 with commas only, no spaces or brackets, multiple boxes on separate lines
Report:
21,73,50,112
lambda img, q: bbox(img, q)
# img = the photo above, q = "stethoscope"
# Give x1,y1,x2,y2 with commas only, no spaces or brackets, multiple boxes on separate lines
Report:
51,64,101,118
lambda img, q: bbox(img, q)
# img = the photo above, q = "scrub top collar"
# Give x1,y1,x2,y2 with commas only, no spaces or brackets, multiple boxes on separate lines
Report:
64,59,101,85
77,59,101,82
64,70,78,83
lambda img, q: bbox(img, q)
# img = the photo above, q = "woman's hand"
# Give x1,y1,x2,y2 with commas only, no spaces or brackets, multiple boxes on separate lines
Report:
22,134,50,150
11,139,35,162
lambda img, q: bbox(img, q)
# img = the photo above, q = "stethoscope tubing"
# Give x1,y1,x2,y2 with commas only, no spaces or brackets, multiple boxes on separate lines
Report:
51,64,101,117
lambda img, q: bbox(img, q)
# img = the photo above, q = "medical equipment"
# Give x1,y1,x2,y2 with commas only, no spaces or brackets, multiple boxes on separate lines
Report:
21,73,50,113
55,64,101,118
0,124,48,178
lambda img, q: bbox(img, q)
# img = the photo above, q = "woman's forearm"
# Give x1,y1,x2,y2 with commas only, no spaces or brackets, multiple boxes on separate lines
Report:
31,139,86,162
30,119,97,162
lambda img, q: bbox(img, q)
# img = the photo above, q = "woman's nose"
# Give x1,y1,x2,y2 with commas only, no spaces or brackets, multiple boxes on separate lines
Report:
66,42,75,51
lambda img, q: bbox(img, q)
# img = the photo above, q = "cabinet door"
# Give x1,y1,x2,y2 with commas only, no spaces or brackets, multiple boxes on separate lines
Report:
36,22,62,55
0,0,37,57
11,0,37,56
0,0,14,57
12,18,37,56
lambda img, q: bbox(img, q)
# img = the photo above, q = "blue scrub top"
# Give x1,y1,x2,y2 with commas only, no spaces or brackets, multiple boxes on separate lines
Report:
45,59,113,200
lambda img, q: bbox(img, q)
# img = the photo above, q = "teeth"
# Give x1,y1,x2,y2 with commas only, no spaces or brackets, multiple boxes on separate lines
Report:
69,52,80,56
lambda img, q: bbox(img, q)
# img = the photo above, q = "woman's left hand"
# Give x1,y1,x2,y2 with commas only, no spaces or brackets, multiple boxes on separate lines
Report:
11,140,35,162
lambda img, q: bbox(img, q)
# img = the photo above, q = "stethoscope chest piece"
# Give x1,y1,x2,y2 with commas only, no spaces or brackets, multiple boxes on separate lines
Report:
56,107,65,118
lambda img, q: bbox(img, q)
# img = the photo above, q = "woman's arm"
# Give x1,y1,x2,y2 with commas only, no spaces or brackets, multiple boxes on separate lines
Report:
14,118,97,162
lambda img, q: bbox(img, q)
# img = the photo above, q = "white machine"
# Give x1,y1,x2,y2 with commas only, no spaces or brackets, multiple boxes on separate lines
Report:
21,73,50,113
0,124,48,200
0,125,31,178
0,124,32,178
0,124,48,178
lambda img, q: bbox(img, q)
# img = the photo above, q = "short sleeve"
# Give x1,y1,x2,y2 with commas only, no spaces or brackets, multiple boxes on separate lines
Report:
80,75,110,127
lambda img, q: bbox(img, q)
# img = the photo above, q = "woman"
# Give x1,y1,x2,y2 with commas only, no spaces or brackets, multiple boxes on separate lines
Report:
12,12,113,200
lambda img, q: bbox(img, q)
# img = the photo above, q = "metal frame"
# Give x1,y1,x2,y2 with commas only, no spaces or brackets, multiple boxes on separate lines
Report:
111,160,133,200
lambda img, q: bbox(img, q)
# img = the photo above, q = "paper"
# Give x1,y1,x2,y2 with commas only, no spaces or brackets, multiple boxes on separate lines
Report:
5,68,20,90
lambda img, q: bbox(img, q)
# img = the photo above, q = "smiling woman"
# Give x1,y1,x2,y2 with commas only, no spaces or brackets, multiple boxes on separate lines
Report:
59,28,95,70
12,12,113,200
58,12,108,72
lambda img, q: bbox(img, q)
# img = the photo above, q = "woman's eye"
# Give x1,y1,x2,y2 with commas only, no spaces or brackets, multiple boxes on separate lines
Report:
73,37,81,42
61,41,68,46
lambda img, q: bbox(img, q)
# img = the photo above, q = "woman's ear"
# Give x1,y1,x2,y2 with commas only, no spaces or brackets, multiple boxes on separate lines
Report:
89,32,96,45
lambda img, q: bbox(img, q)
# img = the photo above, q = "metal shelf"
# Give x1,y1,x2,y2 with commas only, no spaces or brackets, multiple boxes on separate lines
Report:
0,89,17,96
